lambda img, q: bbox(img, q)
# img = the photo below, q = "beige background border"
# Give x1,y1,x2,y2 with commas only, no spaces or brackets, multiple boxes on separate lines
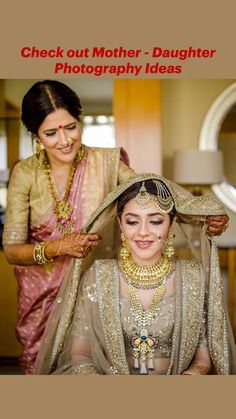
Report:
0,1,236,78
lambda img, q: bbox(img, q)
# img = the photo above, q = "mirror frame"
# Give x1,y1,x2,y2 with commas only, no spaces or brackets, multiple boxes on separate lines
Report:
199,82,236,212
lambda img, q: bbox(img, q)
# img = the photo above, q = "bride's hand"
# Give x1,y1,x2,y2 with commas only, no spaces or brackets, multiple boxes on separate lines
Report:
45,232,102,259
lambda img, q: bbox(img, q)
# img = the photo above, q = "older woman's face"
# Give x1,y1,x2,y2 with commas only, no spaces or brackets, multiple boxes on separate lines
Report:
119,198,171,266
37,108,82,165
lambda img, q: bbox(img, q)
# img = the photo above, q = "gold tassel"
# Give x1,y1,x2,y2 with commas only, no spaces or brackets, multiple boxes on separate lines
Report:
140,362,148,375
134,358,139,369
147,358,154,371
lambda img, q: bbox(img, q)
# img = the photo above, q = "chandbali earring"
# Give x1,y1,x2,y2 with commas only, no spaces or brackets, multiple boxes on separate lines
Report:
33,135,42,159
120,232,130,260
33,134,44,168
164,232,175,259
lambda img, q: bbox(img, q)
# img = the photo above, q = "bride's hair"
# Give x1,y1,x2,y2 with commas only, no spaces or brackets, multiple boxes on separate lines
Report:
117,179,176,222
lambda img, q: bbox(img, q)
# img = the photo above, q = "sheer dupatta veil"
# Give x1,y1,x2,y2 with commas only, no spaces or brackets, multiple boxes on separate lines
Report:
34,173,236,375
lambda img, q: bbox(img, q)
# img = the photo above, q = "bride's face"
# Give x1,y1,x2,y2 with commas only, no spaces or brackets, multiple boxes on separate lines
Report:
119,198,171,266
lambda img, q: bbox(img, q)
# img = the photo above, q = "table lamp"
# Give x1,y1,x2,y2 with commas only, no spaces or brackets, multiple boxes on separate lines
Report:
173,149,224,195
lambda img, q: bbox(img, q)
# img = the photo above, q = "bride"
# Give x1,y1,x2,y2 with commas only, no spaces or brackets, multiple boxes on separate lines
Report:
35,174,236,375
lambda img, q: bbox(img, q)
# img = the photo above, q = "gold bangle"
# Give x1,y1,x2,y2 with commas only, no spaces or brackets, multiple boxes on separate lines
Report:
33,242,54,264
41,242,54,263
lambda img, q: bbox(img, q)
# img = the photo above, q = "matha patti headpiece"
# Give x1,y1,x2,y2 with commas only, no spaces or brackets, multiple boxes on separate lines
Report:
134,181,174,213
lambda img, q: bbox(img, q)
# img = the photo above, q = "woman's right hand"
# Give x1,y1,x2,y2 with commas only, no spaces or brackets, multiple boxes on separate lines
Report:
45,232,102,259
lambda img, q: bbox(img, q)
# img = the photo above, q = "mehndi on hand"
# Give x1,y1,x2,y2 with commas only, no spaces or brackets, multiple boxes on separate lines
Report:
182,364,210,375
206,214,229,236
51,232,102,258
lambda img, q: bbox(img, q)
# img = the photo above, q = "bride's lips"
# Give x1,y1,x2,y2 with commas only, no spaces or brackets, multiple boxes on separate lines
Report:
135,240,154,249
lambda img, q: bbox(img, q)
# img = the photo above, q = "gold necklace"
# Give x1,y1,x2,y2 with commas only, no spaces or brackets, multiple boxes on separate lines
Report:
42,145,85,236
128,283,165,327
120,254,173,289
128,282,166,374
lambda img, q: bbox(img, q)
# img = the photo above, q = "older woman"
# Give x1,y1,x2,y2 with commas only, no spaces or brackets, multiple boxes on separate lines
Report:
3,80,134,373
35,174,236,375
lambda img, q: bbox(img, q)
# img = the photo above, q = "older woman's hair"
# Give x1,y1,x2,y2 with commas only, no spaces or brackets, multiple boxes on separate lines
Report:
117,179,176,222
21,80,83,135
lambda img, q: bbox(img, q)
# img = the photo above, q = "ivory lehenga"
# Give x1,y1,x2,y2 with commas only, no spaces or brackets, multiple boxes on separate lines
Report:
35,174,236,375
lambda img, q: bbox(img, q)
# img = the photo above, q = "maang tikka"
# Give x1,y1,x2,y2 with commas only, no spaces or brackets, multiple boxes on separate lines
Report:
134,181,174,213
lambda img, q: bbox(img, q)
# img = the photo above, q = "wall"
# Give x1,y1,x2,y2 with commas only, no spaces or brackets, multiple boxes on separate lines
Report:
161,79,235,179
4,79,113,115
113,79,162,173
161,79,236,247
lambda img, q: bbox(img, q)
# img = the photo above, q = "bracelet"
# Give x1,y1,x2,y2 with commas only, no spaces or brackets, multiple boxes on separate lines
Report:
33,242,54,264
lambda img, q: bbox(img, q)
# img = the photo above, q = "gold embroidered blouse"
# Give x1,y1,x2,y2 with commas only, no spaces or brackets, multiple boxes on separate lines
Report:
3,147,134,245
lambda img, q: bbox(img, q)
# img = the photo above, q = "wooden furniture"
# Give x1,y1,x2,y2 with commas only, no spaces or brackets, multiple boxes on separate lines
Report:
219,248,236,333
0,251,21,357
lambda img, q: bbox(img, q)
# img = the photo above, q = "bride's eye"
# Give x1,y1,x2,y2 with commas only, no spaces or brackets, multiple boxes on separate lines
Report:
150,220,163,225
126,220,138,225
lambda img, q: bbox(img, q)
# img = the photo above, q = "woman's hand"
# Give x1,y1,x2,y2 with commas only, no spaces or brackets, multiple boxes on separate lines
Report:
182,346,211,375
45,232,102,259
206,214,229,236
182,364,210,375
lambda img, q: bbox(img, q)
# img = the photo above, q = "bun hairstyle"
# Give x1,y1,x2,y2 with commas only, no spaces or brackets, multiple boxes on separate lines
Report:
21,80,83,135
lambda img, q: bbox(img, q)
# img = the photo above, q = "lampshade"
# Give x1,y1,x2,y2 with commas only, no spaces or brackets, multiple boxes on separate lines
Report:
173,150,224,185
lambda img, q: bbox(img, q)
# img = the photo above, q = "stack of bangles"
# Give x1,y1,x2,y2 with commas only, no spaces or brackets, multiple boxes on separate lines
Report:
33,241,54,264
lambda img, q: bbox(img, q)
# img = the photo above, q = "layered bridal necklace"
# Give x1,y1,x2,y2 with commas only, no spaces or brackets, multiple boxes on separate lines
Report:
120,254,173,289
42,145,85,236
120,255,174,374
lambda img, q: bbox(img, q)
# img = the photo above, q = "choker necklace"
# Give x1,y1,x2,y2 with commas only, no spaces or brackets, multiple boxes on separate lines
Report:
42,145,85,236
128,282,166,374
120,254,173,289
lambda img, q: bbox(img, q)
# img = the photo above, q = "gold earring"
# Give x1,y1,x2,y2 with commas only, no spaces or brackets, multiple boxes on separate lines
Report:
35,137,42,159
164,232,175,259
120,233,130,260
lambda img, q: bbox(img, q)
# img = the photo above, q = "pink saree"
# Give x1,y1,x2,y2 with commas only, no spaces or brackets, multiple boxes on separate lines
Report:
15,154,87,374
3,147,134,374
